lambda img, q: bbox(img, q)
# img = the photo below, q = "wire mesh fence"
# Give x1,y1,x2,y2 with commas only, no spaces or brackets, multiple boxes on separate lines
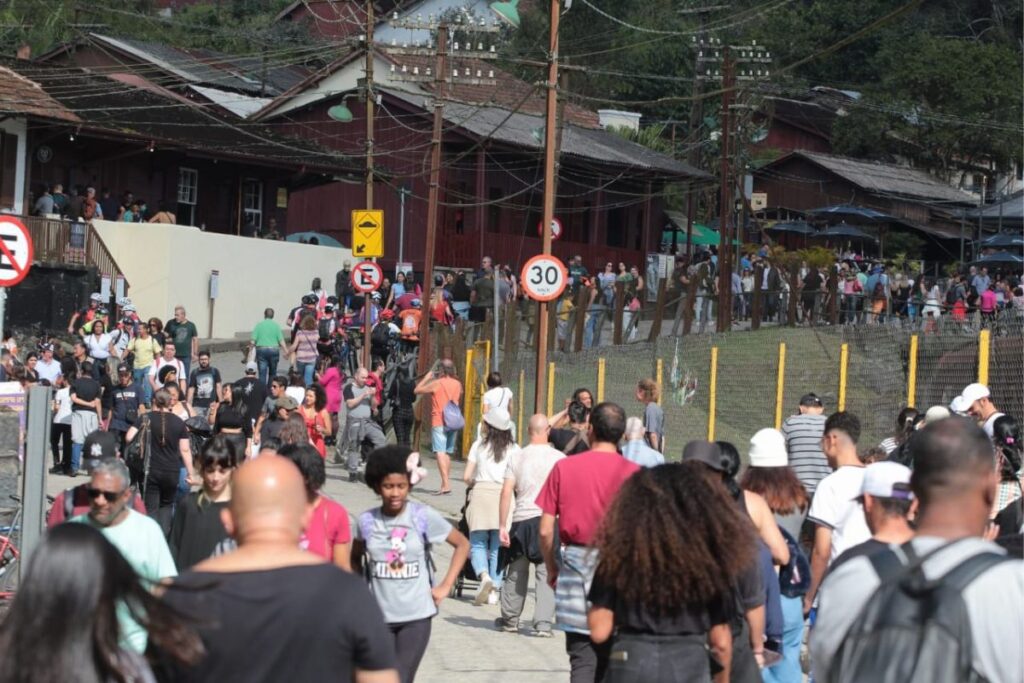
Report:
495,317,1022,460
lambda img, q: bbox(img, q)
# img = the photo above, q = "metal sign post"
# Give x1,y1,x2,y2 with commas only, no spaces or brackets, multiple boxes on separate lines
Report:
19,385,51,575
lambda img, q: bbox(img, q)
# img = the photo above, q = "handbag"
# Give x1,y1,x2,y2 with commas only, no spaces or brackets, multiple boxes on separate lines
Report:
125,414,151,492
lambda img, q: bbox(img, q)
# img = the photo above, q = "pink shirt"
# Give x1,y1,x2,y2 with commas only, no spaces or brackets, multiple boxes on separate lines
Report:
300,496,351,561
980,289,997,313
320,367,344,413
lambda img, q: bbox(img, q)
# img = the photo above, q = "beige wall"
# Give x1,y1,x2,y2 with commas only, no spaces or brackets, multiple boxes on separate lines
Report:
92,220,352,338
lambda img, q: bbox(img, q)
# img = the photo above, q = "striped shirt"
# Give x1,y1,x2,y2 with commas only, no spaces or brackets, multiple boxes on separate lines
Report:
781,413,830,495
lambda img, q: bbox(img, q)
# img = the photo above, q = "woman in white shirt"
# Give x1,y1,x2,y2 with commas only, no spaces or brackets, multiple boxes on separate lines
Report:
51,376,73,474
82,319,115,375
479,372,515,440
463,407,520,606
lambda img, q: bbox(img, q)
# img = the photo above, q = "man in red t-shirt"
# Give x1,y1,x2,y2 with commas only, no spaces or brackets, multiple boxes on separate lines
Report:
536,402,639,683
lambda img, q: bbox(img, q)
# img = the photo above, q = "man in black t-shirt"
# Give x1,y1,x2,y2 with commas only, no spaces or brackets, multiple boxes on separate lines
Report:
70,362,102,476
157,456,398,683
233,363,267,428
549,401,591,456
108,365,143,452
186,351,221,419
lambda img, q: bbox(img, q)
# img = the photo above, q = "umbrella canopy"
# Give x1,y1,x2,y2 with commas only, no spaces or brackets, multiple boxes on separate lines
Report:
661,223,723,247
766,220,816,236
806,204,894,222
285,231,343,248
979,233,1024,249
813,222,878,241
970,250,1024,267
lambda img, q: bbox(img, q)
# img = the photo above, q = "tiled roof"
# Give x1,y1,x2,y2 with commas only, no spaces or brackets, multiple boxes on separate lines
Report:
0,65,80,122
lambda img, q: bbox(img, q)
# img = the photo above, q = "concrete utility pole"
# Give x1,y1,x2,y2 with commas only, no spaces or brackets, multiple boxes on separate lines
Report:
717,47,734,333
417,25,448,375
533,0,560,413
362,0,375,369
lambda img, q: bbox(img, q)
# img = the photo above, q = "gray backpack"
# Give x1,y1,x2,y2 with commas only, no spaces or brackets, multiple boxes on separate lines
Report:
827,539,1010,683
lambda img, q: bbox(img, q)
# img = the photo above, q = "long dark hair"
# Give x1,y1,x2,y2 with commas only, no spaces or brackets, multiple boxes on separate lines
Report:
714,441,743,501
0,524,202,683
483,423,515,463
594,463,756,615
993,415,1022,482
892,407,920,446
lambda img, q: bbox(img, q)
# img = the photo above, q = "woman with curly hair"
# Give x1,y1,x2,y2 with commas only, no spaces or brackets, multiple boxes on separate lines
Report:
992,414,1023,516
299,383,331,458
588,462,757,683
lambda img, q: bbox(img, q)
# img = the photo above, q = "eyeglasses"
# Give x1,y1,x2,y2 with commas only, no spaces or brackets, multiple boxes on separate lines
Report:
86,487,125,502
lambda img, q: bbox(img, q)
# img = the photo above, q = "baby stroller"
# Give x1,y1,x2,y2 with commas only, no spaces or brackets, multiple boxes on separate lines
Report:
450,489,480,598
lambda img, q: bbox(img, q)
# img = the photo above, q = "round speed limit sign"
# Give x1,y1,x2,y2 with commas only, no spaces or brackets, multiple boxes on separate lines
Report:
520,254,568,302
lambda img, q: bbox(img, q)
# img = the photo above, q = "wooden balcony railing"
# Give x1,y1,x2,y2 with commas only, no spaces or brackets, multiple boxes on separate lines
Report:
20,215,129,290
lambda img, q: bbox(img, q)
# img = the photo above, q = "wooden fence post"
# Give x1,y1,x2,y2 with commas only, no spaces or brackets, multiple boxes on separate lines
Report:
648,277,668,341
751,264,763,331
612,281,625,345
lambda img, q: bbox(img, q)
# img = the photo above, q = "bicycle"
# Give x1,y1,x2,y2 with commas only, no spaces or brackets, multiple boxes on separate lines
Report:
1,493,56,600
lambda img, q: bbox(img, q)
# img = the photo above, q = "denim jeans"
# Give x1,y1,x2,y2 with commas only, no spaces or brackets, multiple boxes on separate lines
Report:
452,301,470,320
606,633,709,683
177,356,191,379
133,367,152,406
695,294,713,332
583,309,604,348
762,594,804,683
255,347,280,386
296,361,315,387
469,529,503,587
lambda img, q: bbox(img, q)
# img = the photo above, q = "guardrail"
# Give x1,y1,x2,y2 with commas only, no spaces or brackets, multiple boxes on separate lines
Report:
19,215,128,290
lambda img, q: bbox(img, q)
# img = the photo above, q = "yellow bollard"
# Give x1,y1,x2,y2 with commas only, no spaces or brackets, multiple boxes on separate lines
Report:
838,343,849,412
461,348,475,455
708,346,718,441
656,358,664,406
597,358,606,403
546,362,556,417
907,335,918,408
977,329,990,385
775,343,786,429
517,369,525,441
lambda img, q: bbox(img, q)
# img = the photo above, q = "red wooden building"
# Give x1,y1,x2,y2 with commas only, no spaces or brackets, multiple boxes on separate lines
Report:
255,53,709,272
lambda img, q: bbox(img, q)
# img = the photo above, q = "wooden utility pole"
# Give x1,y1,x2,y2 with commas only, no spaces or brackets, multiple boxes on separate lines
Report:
533,0,560,413
417,25,448,375
716,48,734,333
362,0,375,368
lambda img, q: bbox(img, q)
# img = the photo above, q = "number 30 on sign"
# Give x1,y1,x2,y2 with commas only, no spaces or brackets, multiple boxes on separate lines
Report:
520,254,568,302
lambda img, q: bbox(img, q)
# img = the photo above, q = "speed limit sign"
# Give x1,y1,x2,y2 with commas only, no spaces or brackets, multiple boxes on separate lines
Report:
520,254,568,302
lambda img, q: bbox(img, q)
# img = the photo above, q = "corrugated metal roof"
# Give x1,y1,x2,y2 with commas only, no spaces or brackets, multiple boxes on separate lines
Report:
188,85,274,118
386,88,708,179
90,34,308,96
793,150,973,204
0,65,80,123
967,190,1024,220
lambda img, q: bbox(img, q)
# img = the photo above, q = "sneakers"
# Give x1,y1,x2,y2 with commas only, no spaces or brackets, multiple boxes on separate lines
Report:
494,618,518,633
487,591,499,605
473,573,494,606
531,629,554,638
348,471,359,483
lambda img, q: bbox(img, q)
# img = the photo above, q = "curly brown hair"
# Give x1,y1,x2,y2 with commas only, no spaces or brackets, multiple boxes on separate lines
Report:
593,462,756,615
740,466,809,515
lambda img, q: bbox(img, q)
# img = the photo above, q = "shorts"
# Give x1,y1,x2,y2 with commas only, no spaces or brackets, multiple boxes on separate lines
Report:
431,426,457,454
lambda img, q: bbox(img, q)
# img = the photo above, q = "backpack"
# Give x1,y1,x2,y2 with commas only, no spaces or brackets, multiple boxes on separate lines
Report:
371,321,391,348
827,539,1011,683
317,317,334,341
778,527,810,598
442,399,465,431
357,502,436,586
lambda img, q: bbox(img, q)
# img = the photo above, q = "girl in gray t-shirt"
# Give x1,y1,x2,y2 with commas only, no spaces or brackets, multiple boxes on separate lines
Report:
353,446,469,683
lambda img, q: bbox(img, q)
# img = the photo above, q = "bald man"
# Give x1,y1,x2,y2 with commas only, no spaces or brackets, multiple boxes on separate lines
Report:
495,414,566,636
158,457,399,683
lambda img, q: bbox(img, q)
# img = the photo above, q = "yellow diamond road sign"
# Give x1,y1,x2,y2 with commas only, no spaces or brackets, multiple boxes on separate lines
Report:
352,209,384,257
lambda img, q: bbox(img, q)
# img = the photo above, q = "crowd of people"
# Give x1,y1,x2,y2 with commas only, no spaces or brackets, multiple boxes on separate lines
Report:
2,290,1020,683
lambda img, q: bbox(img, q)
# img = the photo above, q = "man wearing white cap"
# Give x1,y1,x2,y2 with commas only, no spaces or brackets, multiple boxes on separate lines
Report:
828,462,915,573
957,383,1004,437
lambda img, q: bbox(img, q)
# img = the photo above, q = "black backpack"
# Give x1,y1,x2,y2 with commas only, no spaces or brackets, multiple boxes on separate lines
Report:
827,539,1011,683
371,321,391,348
318,317,334,341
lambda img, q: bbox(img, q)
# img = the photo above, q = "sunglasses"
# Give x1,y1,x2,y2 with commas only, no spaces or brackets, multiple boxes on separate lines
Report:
86,487,125,502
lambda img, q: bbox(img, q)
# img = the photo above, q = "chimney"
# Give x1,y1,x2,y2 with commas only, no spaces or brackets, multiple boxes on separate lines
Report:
16,44,31,60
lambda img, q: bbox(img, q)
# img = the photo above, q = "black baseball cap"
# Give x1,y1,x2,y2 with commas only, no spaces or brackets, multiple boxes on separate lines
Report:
799,393,823,407
116,364,131,374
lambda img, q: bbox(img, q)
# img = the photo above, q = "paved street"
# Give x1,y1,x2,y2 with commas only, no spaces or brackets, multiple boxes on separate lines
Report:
42,350,570,681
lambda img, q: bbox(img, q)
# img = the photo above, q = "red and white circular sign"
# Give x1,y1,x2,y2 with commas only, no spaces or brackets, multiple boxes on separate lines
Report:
536,217,562,241
520,254,568,302
351,260,384,293
0,216,34,287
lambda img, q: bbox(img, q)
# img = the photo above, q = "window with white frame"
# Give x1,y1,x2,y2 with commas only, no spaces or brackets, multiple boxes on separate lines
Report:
243,179,263,232
177,167,198,225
